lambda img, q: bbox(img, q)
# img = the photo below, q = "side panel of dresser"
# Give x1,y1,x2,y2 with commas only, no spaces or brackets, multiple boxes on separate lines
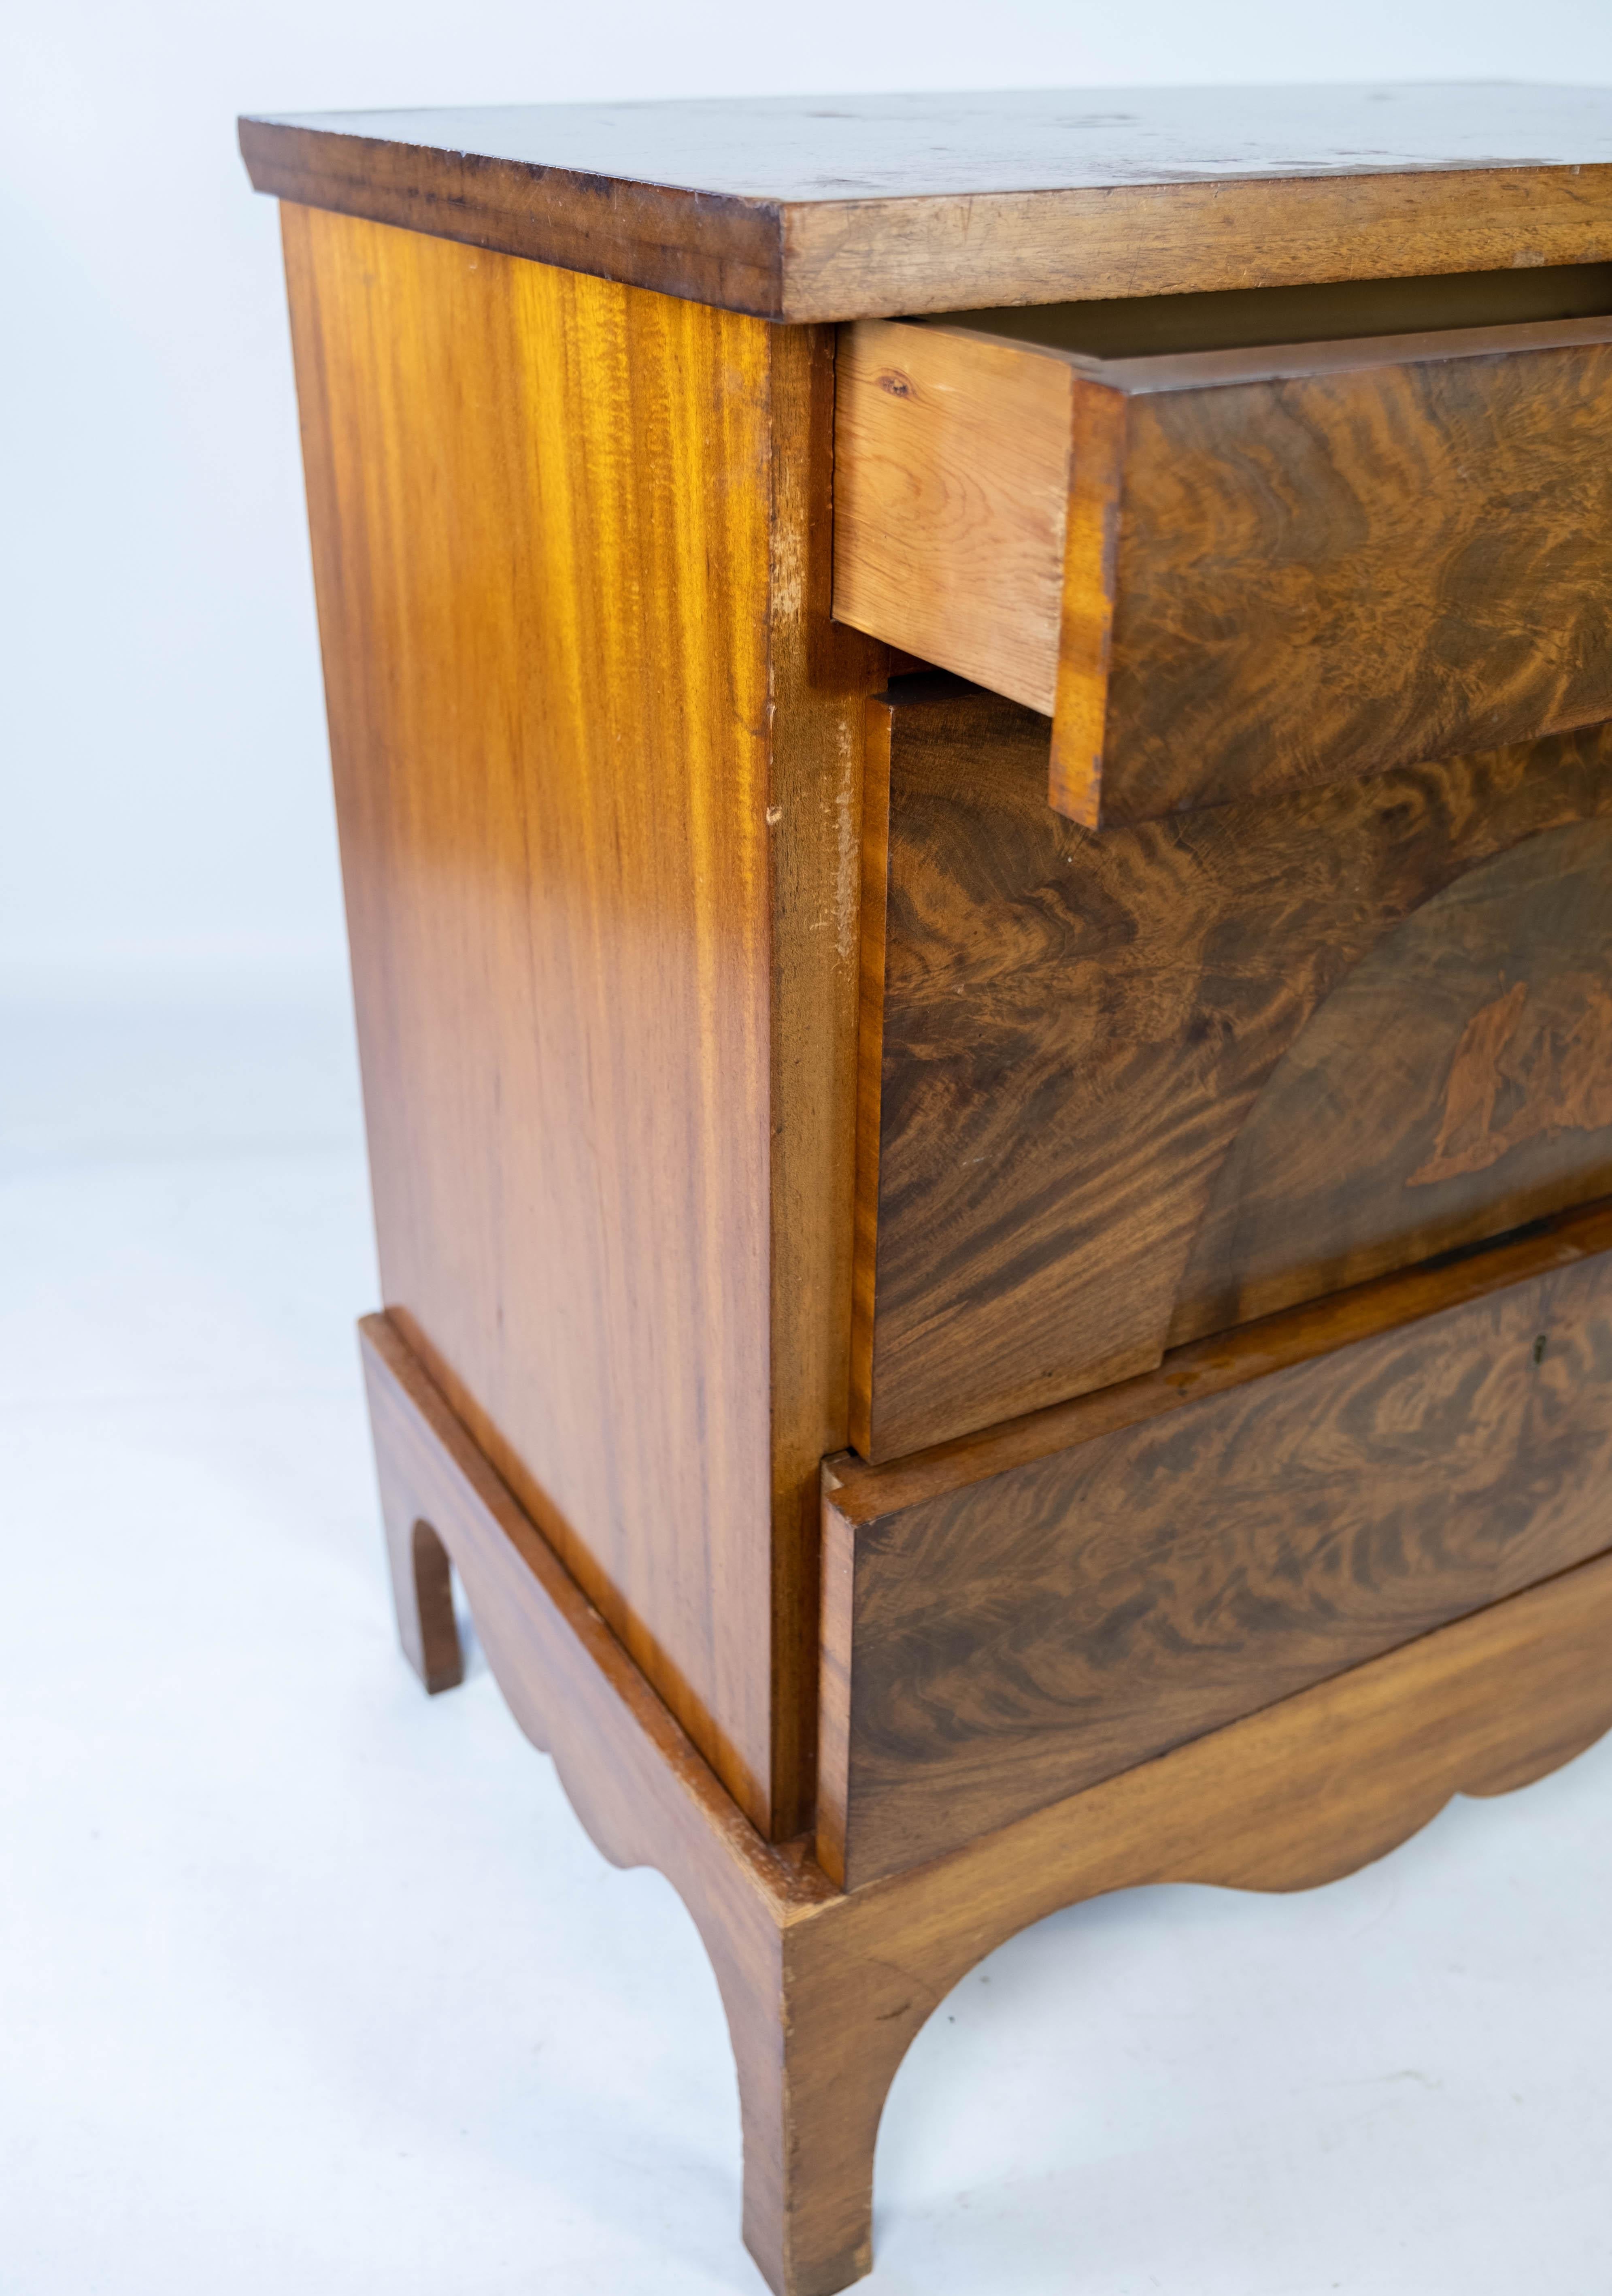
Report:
822,1199,1612,1887
281,203,878,1834
852,682,1612,1459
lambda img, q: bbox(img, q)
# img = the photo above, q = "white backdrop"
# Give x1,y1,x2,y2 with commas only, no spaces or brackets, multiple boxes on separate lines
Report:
8,1,1612,995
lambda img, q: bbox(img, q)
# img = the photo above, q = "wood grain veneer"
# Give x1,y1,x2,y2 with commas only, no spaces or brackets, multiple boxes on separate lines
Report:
242,86,1612,321
823,1198,1612,1887
1173,822,1612,1342
835,311,1612,825
363,1304,1612,2296
852,682,1612,1459
283,202,880,1834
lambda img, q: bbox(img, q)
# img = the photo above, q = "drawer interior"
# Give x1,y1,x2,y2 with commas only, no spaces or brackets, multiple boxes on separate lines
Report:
912,257,1612,362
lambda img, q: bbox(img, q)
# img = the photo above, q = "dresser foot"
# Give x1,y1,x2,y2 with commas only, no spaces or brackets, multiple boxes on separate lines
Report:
372,1388,465,1694
730,1936,882,2296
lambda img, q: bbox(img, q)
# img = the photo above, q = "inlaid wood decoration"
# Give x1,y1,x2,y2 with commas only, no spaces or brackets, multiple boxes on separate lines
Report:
852,681,1612,1459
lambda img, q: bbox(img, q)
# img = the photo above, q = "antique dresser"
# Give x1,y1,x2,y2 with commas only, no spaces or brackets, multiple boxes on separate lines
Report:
243,85,1612,2292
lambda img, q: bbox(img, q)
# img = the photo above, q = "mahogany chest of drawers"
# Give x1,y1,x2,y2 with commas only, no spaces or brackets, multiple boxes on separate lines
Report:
244,83,1612,2293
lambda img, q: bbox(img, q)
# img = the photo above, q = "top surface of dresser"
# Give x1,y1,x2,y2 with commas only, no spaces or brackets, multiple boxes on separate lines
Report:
240,83,1612,320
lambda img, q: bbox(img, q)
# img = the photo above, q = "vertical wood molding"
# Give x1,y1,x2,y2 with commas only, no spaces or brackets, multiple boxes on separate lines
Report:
846,695,895,1464
1049,378,1127,825
763,322,886,1831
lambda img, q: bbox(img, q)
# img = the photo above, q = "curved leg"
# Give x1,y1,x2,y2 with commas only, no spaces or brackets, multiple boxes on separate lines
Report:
394,1514,464,1693
730,1943,872,2296
376,1480,464,1696
720,1908,923,2296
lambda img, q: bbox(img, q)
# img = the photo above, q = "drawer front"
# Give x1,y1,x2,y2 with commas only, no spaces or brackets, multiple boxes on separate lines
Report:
834,311,1612,827
822,1200,1612,1890
852,683,1612,1461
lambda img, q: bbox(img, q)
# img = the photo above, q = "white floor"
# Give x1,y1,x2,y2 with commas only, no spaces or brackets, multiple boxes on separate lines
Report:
6,986,1612,2296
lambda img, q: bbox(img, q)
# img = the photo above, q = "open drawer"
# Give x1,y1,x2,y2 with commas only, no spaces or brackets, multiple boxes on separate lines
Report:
832,266,1612,827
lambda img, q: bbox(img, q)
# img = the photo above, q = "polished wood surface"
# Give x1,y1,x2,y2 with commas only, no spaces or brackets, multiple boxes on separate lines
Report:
852,682,1612,1459
242,85,1612,320
822,1199,1612,1886
363,1306,1612,2294
835,310,1612,826
763,330,888,1827
284,202,876,1834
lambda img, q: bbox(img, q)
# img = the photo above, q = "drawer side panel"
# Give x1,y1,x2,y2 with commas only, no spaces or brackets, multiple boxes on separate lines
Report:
832,319,1072,712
